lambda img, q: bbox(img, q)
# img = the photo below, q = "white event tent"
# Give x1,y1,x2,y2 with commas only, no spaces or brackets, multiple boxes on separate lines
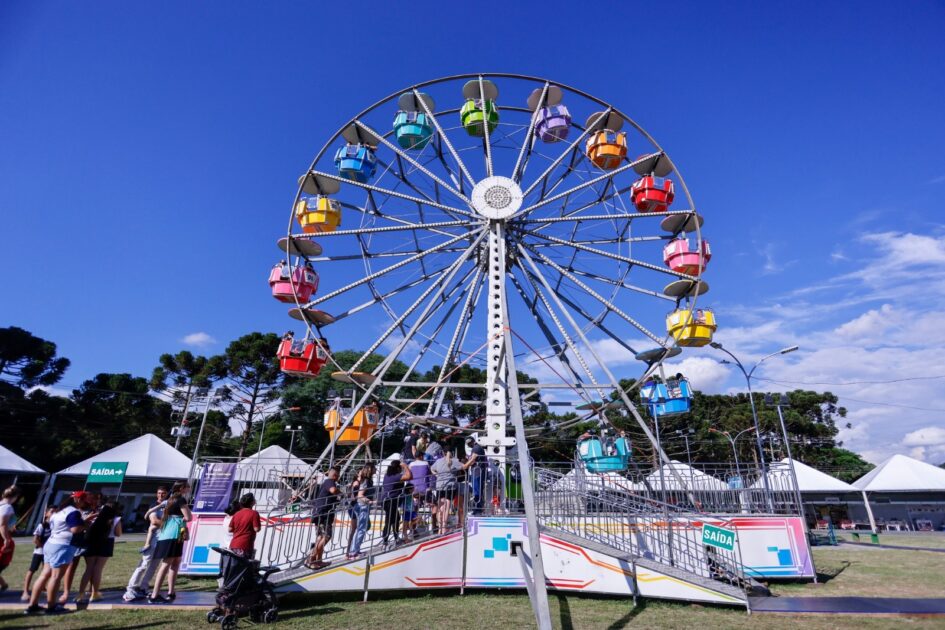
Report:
37,434,193,529
0,443,45,476
850,454,945,531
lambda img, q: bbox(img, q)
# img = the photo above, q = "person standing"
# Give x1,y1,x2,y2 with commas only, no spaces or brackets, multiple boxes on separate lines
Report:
380,460,412,548
402,426,420,462
149,481,192,603
0,485,22,595
25,493,89,615
306,467,340,570
77,497,121,602
59,491,99,604
431,450,457,535
347,464,376,559
22,506,55,601
123,486,168,601
463,437,488,516
408,452,433,533
228,493,261,560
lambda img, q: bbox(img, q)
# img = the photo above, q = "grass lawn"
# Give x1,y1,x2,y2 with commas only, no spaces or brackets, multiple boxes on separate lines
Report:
0,539,943,629
835,532,945,550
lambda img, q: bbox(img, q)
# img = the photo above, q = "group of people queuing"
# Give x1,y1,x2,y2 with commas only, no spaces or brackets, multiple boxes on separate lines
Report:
0,479,195,615
302,428,513,569
4,486,126,615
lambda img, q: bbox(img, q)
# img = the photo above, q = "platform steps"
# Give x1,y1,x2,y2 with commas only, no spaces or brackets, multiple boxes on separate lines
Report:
544,528,749,605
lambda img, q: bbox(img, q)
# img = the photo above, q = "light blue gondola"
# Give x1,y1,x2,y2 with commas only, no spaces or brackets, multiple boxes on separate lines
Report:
640,376,693,417
578,435,631,473
393,111,434,150
334,144,377,183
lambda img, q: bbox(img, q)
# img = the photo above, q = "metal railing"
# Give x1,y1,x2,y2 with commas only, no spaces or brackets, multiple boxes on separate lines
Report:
533,467,751,594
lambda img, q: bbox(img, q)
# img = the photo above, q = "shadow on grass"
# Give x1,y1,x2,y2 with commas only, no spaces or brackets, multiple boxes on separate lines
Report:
816,560,853,584
606,598,645,630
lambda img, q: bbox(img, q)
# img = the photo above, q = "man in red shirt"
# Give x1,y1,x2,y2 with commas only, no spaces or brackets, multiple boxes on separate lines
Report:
228,493,261,559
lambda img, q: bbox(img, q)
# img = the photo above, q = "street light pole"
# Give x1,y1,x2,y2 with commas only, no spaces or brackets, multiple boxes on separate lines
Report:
711,343,797,512
285,425,303,472
187,387,227,488
710,426,755,485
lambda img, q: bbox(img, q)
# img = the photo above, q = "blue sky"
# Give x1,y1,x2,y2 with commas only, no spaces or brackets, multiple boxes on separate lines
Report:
1,1,944,464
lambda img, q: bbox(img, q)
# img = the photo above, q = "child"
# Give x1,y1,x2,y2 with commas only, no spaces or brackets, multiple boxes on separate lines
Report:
140,497,170,553
22,506,55,601
401,483,417,543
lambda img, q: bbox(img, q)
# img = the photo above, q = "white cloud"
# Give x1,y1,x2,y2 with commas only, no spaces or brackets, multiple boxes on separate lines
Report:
661,356,730,393
181,332,217,347
28,384,73,398
717,230,945,465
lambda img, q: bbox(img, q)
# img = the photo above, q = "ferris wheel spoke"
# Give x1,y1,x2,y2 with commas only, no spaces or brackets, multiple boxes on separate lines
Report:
349,231,486,374
428,266,485,416
372,158,473,224
512,263,608,400
413,89,477,188
520,208,693,226
553,285,642,357
521,109,611,199
566,266,676,302
294,219,472,239
518,152,662,218
507,271,596,397
520,243,669,347
478,76,495,178
308,170,472,219
306,229,481,307
355,119,471,206
520,228,697,281
328,270,446,324
511,83,548,183
338,200,478,240
308,246,469,263
389,264,479,402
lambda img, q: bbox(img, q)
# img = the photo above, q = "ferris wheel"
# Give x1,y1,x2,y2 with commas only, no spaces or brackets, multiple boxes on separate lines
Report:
266,73,715,467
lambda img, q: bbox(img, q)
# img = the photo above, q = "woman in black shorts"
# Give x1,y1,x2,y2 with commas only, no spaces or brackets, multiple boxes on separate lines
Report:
149,482,192,603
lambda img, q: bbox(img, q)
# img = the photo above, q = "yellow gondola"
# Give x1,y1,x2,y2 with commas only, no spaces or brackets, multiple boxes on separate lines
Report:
666,308,717,347
323,403,379,445
295,196,341,233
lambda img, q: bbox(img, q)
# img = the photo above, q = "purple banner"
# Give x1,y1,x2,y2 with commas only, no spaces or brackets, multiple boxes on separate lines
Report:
193,463,237,513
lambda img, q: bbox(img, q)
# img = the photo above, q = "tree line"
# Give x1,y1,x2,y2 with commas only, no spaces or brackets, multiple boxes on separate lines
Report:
0,326,873,481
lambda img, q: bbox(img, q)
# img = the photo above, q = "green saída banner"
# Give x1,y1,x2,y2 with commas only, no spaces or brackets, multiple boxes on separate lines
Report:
701,522,736,551
86,461,128,484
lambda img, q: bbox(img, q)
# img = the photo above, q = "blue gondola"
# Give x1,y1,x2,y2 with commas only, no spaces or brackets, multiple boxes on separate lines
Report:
393,111,434,150
639,376,693,417
578,435,631,473
334,144,377,183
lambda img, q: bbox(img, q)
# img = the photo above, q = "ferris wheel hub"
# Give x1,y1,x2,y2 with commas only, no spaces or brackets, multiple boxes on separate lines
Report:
470,176,523,220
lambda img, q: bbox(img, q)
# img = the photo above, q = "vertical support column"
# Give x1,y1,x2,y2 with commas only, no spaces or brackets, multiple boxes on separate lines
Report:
483,223,516,463
482,221,551,630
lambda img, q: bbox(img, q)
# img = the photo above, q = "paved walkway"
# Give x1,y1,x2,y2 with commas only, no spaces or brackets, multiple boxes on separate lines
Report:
751,596,945,615
0,589,216,611
841,540,945,553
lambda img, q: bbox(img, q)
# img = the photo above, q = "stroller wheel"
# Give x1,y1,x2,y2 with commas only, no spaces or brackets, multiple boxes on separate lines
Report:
220,614,238,630
263,609,278,624
207,611,220,623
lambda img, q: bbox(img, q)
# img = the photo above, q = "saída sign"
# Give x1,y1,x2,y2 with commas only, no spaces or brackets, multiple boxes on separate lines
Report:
701,522,736,551
86,461,128,484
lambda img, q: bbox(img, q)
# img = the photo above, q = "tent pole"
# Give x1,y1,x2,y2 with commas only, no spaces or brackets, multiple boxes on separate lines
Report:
861,490,877,534
26,473,51,533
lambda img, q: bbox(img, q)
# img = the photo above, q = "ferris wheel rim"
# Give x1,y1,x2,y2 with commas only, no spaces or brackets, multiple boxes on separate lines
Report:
278,73,708,427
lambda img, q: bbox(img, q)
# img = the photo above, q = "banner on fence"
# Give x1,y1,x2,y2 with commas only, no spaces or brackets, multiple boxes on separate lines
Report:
193,463,237,513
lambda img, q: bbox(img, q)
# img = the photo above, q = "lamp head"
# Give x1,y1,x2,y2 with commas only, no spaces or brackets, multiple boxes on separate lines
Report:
779,345,799,355
710,342,723,350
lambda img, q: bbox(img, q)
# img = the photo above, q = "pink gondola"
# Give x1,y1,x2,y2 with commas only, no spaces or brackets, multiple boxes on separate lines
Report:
268,262,319,303
663,238,711,275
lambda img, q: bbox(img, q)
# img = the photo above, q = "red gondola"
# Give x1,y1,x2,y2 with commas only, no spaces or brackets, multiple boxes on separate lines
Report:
631,176,675,212
277,335,329,378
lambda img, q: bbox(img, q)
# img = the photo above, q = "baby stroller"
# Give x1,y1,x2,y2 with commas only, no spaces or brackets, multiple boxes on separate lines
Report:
207,547,280,629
